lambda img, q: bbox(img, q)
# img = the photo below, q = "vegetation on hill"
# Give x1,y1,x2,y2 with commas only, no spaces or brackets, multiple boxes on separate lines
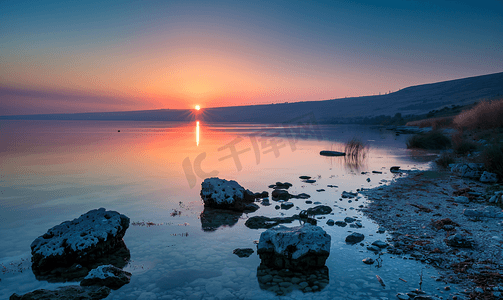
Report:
453,99,503,130
405,98,503,181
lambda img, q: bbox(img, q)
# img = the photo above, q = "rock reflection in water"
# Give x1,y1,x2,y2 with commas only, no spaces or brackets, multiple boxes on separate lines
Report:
199,207,243,232
32,241,131,282
256,264,329,295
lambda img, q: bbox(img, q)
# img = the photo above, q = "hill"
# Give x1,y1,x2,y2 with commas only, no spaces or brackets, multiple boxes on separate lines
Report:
2,72,502,124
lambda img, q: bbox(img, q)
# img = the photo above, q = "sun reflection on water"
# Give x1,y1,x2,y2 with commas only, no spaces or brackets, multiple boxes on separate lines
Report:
196,121,200,146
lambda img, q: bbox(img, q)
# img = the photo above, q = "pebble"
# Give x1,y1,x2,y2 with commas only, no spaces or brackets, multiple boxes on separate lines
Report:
396,293,409,300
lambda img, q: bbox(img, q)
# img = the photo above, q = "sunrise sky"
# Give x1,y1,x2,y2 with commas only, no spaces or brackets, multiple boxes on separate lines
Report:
1,0,502,115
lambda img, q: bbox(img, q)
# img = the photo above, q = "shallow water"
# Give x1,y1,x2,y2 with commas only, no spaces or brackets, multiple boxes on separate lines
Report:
0,120,458,299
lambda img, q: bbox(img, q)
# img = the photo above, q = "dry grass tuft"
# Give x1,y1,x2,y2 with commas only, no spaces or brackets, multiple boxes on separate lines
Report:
454,99,503,130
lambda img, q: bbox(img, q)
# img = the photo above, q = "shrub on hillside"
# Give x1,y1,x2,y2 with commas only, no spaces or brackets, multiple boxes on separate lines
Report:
451,132,478,155
481,144,503,179
406,130,451,150
435,152,455,168
454,99,503,130
453,140,477,155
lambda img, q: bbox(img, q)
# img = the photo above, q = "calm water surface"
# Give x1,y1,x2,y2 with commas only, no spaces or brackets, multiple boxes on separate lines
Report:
0,120,456,299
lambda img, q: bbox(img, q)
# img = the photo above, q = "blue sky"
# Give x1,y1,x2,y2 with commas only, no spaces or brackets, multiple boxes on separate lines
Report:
1,0,502,114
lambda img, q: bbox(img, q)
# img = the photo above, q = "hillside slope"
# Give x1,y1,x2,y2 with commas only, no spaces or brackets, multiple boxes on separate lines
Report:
2,72,502,124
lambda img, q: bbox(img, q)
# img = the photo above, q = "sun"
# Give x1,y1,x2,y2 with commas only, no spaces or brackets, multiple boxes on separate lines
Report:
195,105,201,111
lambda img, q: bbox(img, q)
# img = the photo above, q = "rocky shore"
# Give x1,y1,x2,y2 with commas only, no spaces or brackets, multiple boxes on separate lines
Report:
360,170,503,299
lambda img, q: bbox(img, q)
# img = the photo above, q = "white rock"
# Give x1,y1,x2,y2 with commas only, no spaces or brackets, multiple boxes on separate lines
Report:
201,178,245,205
257,224,331,270
30,208,130,278
451,163,483,179
454,196,470,204
31,208,129,256
480,171,498,183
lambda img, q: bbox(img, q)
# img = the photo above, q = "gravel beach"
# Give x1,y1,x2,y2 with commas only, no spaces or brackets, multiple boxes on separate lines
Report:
361,170,503,299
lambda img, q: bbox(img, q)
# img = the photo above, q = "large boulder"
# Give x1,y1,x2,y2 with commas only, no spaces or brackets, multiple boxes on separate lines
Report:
257,224,331,270
80,265,131,290
200,177,264,211
30,208,130,281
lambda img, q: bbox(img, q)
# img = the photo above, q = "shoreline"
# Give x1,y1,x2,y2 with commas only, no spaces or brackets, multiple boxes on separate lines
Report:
360,169,503,299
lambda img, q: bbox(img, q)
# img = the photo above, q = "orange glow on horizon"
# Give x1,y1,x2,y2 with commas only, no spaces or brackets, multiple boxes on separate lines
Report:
195,105,201,110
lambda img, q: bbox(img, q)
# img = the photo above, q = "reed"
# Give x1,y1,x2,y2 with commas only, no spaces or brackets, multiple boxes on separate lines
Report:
345,138,367,158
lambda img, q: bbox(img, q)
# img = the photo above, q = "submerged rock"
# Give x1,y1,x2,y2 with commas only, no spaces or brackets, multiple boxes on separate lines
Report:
256,264,329,295
257,224,331,270
280,202,294,209
233,248,254,258
362,257,374,265
271,189,310,200
156,269,222,290
200,177,265,212
269,182,293,189
80,265,131,290
10,285,111,300
271,189,290,200
344,217,356,223
342,191,358,198
335,221,347,227
320,150,345,156
30,208,130,281
306,205,332,215
372,240,388,248
345,232,365,244
245,215,301,229
390,166,401,173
